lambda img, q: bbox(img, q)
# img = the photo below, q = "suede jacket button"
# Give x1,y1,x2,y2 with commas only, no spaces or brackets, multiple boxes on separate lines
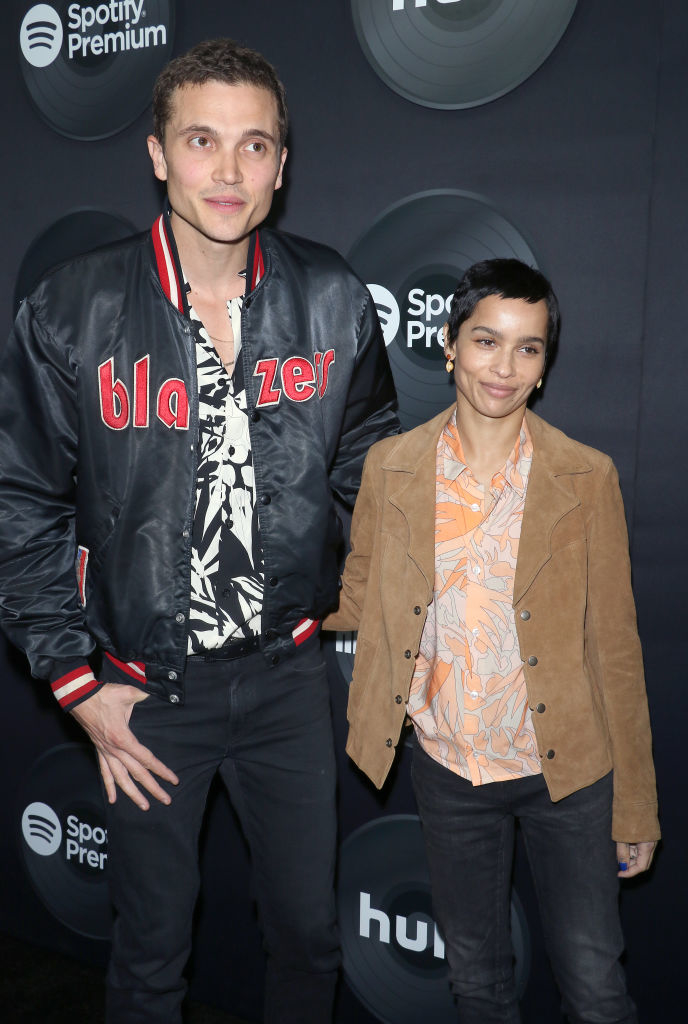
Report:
385,738,393,748
546,749,555,759
404,649,412,659
528,655,538,666
520,609,531,620
395,695,403,704
536,702,546,713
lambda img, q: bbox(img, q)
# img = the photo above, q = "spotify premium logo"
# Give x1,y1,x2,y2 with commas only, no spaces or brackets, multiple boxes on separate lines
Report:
20,4,63,67
22,802,62,855
17,1,175,139
350,190,540,428
351,0,578,108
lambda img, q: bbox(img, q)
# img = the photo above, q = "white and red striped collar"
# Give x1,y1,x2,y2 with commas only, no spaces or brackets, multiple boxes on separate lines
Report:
150,207,265,314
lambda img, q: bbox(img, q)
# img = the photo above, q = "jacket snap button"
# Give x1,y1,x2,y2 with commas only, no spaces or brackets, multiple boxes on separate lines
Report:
182,528,190,539
260,493,271,505
385,738,393,748
404,649,412,659
536,702,546,713
269,577,278,587
250,410,260,423
546,749,555,759
520,609,531,620
271,654,280,666
395,695,403,704
413,606,421,615
528,655,538,666
168,671,177,681
169,693,179,704
175,612,185,624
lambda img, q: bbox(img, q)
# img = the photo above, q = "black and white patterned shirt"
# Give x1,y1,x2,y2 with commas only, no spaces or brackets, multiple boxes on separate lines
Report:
186,288,264,652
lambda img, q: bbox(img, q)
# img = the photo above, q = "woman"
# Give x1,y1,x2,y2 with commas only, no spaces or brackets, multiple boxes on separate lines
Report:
325,259,659,1023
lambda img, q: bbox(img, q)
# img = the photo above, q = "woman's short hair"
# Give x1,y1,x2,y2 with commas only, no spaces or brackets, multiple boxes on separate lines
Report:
446,259,560,362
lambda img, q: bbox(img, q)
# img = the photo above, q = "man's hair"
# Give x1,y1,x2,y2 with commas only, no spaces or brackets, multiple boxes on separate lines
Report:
152,38,288,149
446,258,561,361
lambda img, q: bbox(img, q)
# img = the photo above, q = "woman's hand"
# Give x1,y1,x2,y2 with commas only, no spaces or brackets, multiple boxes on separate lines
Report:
616,841,657,878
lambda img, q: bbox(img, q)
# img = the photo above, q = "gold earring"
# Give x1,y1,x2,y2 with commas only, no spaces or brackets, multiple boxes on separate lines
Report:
536,378,543,389
446,359,454,373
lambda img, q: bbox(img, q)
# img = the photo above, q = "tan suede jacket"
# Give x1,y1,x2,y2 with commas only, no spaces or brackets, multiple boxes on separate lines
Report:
325,406,660,842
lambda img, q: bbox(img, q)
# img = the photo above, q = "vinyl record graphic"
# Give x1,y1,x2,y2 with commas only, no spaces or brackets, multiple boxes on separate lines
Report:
18,1,175,139
338,815,530,1024
15,208,137,313
351,0,577,108
19,743,112,940
348,190,539,429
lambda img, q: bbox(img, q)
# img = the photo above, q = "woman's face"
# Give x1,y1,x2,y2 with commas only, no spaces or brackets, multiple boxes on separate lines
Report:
445,294,548,424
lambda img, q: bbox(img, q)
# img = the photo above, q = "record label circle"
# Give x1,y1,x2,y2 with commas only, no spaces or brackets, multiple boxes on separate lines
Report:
18,743,113,940
348,190,539,429
338,815,531,1023
17,0,175,139
351,0,577,109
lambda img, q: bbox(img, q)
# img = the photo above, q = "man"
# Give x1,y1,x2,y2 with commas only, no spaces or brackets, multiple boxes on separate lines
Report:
0,39,398,1024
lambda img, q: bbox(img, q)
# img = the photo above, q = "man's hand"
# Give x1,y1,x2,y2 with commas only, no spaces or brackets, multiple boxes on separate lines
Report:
71,683,179,810
616,840,657,878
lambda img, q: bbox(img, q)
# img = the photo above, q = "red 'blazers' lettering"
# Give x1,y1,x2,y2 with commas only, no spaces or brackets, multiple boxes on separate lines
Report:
98,358,189,431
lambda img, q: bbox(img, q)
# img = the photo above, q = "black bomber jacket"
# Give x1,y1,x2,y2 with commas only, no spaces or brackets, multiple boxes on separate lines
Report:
0,212,399,710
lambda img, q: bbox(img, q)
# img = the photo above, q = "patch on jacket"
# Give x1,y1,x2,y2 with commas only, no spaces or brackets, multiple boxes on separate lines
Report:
254,350,335,407
76,546,89,607
98,356,189,431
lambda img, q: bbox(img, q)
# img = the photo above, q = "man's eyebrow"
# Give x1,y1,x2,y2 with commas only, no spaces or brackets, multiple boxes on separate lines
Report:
176,125,276,143
177,123,217,137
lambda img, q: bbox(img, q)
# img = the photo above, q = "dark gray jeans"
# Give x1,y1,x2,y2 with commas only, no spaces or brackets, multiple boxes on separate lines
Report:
104,641,339,1024
412,742,637,1024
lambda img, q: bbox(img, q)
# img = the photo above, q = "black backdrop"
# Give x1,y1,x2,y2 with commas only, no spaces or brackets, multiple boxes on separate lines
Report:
1,2,686,1021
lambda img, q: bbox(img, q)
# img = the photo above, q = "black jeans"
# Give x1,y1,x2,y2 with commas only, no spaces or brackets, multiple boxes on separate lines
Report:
411,743,637,1024
104,642,339,1024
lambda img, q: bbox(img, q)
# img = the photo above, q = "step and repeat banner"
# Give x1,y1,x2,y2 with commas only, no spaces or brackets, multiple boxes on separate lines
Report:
2,2,685,1021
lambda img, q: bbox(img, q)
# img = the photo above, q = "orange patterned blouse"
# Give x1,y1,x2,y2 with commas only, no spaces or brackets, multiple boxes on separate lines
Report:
407,411,542,785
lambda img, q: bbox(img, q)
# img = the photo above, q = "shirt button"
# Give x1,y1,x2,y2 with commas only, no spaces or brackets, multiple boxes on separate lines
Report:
395,695,403,704
472,627,479,636
168,671,177,681
175,612,185,624
385,738,393,748
469,690,479,698
546,749,555,759
413,606,421,615
260,493,271,505
471,503,480,512
169,693,180,704
250,410,260,422
528,655,538,666
404,649,412,659
472,565,481,576
536,702,546,713
520,609,531,620
269,577,279,587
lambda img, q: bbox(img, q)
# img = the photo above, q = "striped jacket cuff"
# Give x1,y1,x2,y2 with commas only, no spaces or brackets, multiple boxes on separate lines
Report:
50,663,103,711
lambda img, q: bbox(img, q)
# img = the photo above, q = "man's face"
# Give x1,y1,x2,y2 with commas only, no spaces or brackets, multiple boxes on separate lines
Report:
147,80,287,251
